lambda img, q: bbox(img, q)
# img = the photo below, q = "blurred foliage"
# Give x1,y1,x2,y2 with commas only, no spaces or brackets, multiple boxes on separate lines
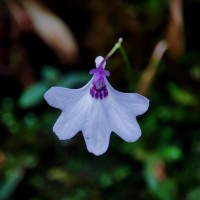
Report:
1,0,200,200
19,66,90,108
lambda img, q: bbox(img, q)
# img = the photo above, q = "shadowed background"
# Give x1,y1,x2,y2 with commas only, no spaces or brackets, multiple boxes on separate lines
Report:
0,0,200,199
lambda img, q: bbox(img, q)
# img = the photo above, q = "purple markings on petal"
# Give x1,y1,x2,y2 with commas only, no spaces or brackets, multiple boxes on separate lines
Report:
89,63,110,100
90,84,108,99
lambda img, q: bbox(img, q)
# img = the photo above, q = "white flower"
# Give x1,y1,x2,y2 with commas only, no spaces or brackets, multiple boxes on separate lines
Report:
44,56,149,156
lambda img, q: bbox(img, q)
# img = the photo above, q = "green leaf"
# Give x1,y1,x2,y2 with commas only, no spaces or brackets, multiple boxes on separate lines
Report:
144,156,160,190
113,166,131,181
152,179,176,200
41,65,60,82
159,146,182,161
19,82,48,108
99,173,113,188
191,65,200,81
168,82,198,106
187,187,200,200
0,168,24,200
144,156,177,200
147,0,167,13
59,71,90,88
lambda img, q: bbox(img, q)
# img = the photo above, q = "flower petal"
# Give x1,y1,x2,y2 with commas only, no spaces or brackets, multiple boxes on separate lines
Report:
110,106,142,142
53,96,88,140
95,56,106,68
106,80,149,142
44,80,92,140
106,80,149,116
82,98,111,156
44,80,92,109
44,87,78,109
53,111,80,140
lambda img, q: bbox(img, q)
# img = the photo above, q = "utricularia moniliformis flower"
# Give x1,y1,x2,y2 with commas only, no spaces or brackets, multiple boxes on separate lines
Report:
44,38,149,156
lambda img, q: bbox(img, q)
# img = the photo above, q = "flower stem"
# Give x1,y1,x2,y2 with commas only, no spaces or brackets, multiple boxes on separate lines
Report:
100,38,123,65
119,46,134,91
106,38,123,59
99,38,133,90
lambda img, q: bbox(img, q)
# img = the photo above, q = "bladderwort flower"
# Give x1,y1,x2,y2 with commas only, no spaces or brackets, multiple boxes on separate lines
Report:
44,38,149,156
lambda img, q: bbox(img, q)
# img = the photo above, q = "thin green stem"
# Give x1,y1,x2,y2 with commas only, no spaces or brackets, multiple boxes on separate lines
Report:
119,46,134,90
99,38,123,68
106,38,123,59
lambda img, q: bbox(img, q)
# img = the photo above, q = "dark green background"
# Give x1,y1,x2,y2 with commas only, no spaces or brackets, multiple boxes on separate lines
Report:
0,0,200,199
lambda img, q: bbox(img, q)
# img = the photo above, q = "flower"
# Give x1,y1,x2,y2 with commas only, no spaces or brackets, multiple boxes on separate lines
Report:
44,39,149,156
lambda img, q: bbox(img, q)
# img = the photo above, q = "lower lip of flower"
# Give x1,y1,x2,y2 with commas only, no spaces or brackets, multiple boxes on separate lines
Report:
90,83,108,99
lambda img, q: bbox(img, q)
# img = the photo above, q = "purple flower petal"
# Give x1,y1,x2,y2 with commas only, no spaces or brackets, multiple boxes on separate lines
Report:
44,56,150,155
